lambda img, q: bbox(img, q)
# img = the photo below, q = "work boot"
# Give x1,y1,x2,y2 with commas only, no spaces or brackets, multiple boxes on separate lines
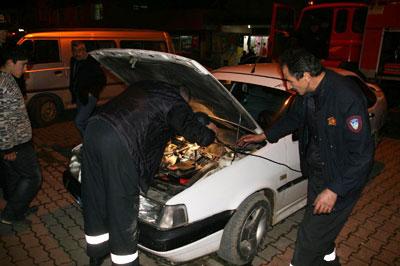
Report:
89,256,105,266
0,212,32,226
24,206,38,217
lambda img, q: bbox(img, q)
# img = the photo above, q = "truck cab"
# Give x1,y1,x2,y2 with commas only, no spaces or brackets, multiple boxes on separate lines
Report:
297,3,368,68
269,1,399,82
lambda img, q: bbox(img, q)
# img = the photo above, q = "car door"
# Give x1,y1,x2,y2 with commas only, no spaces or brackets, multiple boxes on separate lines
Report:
21,39,68,95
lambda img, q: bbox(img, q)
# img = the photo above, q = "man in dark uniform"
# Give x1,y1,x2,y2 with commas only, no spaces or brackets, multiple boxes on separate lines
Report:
238,48,374,265
82,80,217,266
69,41,106,136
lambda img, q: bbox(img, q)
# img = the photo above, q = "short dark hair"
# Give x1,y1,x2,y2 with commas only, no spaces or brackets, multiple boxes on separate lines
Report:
72,41,86,49
0,46,28,67
279,48,324,80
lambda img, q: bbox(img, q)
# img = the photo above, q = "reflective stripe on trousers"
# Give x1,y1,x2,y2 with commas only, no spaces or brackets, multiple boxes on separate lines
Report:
289,248,336,265
85,233,109,245
111,251,139,264
323,248,336,261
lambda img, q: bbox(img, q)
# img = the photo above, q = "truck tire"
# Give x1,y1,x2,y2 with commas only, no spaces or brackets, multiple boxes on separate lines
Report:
29,95,61,127
218,192,271,265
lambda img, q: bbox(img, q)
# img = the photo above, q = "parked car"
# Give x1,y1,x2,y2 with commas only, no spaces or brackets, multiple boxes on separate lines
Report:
63,49,387,265
213,64,387,143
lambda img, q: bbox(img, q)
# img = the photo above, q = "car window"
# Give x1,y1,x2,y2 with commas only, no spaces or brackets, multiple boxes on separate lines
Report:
20,40,60,64
352,7,367,33
346,75,377,108
299,8,333,58
225,82,292,129
335,9,348,33
120,40,167,52
73,40,116,52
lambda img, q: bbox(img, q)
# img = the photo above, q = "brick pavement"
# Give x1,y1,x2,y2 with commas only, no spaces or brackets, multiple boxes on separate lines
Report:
0,120,399,266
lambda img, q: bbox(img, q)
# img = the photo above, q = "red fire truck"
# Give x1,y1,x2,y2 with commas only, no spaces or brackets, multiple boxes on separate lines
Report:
269,0,400,83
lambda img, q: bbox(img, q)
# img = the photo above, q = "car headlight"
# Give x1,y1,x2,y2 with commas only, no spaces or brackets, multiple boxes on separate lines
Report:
139,195,188,229
139,195,162,224
158,204,188,229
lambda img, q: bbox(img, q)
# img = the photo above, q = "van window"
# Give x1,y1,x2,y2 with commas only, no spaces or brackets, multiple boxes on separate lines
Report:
20,40,60,64
335,10,348,33
73,40,116,52
352,7,368,33
120,40,167,52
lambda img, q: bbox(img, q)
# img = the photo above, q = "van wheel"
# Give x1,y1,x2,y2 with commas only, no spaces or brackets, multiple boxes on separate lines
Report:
218,192,270,265
30,95,60,127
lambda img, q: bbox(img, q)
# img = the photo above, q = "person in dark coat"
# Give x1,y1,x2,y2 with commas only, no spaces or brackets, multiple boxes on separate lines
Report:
69,41,106,136
238,48,374,266
81,80,218,266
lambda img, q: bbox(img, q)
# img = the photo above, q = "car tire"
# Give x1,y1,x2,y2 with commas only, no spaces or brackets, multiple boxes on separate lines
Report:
29,95,61,127
217,192,271,265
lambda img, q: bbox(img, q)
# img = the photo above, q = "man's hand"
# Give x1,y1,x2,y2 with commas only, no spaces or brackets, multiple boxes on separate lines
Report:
207,122,218,135
237,133,266,147
3,151,17,161
313,189,337,214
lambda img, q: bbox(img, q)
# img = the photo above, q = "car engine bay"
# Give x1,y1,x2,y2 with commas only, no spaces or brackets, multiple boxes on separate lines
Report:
146,123,257,203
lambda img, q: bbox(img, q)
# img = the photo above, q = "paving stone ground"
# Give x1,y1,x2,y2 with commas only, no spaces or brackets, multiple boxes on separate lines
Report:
0,112,399,266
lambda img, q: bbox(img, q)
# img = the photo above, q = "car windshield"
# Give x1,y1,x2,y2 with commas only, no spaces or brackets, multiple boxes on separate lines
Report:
220,81,293,130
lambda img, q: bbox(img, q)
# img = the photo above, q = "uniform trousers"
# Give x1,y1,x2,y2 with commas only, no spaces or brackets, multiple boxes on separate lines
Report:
82,119,139,266
291,186,357,266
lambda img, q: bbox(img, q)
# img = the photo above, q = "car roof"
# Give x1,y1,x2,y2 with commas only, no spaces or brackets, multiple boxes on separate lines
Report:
212,63,360,92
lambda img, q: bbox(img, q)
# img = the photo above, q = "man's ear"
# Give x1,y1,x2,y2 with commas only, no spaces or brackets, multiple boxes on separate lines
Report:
3,59,15,70
303,72,312,82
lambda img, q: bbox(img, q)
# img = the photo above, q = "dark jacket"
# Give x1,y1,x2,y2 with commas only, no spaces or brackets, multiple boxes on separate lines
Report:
93,80,216,192
69,55,106,104
266,70,374,210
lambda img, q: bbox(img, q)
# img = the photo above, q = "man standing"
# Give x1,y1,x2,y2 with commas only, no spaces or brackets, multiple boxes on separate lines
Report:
69,41,106,136
82,80,218,266
0,47,42,225
238,48,374,265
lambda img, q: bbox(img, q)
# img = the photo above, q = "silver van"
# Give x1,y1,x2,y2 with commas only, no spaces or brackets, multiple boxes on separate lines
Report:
17,29,175,126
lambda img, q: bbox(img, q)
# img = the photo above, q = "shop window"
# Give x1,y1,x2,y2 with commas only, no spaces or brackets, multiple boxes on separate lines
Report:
335,10,348,33
171,35,199,59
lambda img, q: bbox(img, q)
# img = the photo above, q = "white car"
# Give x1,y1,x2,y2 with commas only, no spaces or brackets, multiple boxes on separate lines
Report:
63,49,387,265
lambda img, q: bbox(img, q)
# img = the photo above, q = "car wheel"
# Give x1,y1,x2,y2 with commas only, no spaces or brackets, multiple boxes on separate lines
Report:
30,95,61,127
218,192,271,265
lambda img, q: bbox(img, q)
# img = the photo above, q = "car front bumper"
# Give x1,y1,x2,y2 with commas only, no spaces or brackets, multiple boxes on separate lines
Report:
63,170,233,254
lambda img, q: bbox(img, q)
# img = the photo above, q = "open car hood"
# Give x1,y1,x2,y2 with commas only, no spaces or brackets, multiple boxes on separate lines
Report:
90,49,260,133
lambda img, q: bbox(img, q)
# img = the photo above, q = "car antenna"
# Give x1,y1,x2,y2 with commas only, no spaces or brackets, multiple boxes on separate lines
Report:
250,56,262,73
